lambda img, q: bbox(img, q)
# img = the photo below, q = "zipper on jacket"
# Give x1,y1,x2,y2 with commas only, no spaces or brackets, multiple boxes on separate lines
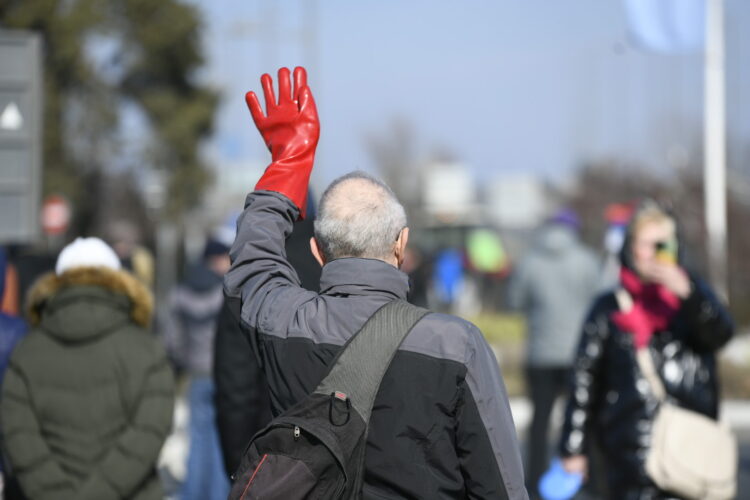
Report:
293,426,300,440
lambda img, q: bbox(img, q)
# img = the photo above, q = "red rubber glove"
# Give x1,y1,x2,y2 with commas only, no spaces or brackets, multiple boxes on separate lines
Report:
246,66,319,219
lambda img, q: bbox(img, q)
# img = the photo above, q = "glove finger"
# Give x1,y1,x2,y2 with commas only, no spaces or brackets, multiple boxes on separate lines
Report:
293,66,307,103
245,91,265,124
298,86,318,119
278,67,292,104
261,73,276,111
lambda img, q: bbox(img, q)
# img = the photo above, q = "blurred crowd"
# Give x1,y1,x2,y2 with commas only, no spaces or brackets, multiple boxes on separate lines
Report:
0,192,738,499
0,0,745,498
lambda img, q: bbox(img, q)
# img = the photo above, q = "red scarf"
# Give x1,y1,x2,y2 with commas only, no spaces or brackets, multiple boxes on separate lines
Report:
611,267,682,348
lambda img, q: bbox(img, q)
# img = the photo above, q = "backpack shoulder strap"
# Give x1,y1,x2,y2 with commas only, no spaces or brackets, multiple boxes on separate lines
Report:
313,300,429,425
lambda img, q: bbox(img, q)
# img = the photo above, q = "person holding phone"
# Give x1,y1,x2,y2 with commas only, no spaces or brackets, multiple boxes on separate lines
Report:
558,200,734,499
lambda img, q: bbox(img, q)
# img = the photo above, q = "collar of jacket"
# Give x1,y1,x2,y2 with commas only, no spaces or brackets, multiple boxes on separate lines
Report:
27,266,153,330
319,257,409,300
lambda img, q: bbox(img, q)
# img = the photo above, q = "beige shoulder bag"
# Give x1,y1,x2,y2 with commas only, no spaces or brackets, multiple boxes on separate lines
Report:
615,289,737,500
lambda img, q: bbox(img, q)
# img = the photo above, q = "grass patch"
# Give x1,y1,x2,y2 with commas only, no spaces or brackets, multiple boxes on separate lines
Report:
467,313,527,397
469,313,526,345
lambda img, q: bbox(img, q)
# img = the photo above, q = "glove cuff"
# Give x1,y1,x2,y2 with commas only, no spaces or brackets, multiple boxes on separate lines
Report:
255,162,311,219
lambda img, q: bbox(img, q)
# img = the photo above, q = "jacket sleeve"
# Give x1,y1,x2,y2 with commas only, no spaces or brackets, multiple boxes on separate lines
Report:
224,191,316,335
1,360,77,500
679,277,734,352
558,295,611,457
214,298,273,477
455,325,528,500
74,345,175,500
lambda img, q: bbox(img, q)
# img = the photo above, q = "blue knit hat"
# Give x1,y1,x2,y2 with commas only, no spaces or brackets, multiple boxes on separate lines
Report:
549,208,580,230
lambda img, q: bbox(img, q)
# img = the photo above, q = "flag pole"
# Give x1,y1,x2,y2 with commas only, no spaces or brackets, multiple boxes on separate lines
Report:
704,0,728,302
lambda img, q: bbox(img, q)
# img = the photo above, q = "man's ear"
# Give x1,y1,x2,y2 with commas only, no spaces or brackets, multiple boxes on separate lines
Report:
310,237,326,267
395,227,409,268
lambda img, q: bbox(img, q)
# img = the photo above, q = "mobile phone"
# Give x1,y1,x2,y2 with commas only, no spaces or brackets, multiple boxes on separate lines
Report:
655,240,678,265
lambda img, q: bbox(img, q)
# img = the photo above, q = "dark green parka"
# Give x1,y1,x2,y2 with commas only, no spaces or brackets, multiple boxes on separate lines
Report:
1,266,174,500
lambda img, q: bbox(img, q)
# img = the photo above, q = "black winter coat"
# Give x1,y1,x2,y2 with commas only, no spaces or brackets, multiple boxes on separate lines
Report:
559,277,733,496
213,300,273,477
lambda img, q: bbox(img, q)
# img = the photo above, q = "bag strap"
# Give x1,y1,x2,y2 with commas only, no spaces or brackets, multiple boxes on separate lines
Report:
314,300,429,425
614,287,668,401
635,348,667,401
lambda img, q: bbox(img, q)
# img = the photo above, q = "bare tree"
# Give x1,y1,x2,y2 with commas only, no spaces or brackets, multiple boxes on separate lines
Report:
364,117,421,217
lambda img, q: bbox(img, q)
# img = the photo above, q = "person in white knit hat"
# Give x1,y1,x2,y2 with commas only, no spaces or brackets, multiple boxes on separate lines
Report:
1,236,175,500
54,237,122,275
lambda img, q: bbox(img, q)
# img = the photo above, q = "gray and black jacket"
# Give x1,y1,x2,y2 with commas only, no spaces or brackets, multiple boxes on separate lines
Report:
224,191,527,500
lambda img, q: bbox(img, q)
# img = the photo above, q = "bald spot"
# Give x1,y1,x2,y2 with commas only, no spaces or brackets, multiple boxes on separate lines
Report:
322,177,390,223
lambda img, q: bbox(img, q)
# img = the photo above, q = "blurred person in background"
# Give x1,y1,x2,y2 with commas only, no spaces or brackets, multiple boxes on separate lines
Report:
508,209,600,499
401,246,430,308
1,237,174,500
214,200,321,477
466,228,511,312
1,248,21,316
0,248,27,498
559,200,734,499
109,220,155,289
432,247,477,315
163,231,233,500
0,249,26,385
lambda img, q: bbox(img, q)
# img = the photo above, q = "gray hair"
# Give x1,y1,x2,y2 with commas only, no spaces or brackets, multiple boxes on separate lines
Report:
314,171,407,262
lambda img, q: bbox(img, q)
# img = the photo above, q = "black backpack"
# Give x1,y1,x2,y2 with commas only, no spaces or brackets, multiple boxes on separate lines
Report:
228,300,429,500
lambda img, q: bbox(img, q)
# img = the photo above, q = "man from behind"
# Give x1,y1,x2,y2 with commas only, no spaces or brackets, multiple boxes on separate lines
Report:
224,66,528,499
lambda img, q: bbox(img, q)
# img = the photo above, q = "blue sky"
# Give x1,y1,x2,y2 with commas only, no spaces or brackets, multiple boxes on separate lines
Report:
194,0,750,191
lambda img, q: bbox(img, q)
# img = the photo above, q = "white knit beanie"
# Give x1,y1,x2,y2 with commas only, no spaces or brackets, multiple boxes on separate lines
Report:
55,237,122,275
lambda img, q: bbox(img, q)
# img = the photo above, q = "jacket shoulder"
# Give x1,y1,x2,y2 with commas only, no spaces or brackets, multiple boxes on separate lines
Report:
113,324,168,358
10,324,164,368
5,327,49,362
401,312,486,366
580,291,620,342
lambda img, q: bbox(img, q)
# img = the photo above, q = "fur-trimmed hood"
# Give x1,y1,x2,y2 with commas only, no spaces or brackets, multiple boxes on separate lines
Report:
27,266,153,333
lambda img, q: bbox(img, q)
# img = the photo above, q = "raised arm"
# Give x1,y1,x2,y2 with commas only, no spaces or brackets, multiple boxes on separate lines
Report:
680,276,734,351
224,67,320,334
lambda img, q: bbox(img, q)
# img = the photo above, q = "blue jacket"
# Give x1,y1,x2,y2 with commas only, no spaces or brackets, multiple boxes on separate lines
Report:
0,313,26,388
0,312,26,477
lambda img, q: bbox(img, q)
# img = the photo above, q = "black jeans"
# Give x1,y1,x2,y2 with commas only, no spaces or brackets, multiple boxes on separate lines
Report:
525,365,570,498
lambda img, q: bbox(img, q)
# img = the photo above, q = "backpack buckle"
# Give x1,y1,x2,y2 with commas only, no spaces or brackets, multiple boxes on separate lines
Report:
329,391,351,426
